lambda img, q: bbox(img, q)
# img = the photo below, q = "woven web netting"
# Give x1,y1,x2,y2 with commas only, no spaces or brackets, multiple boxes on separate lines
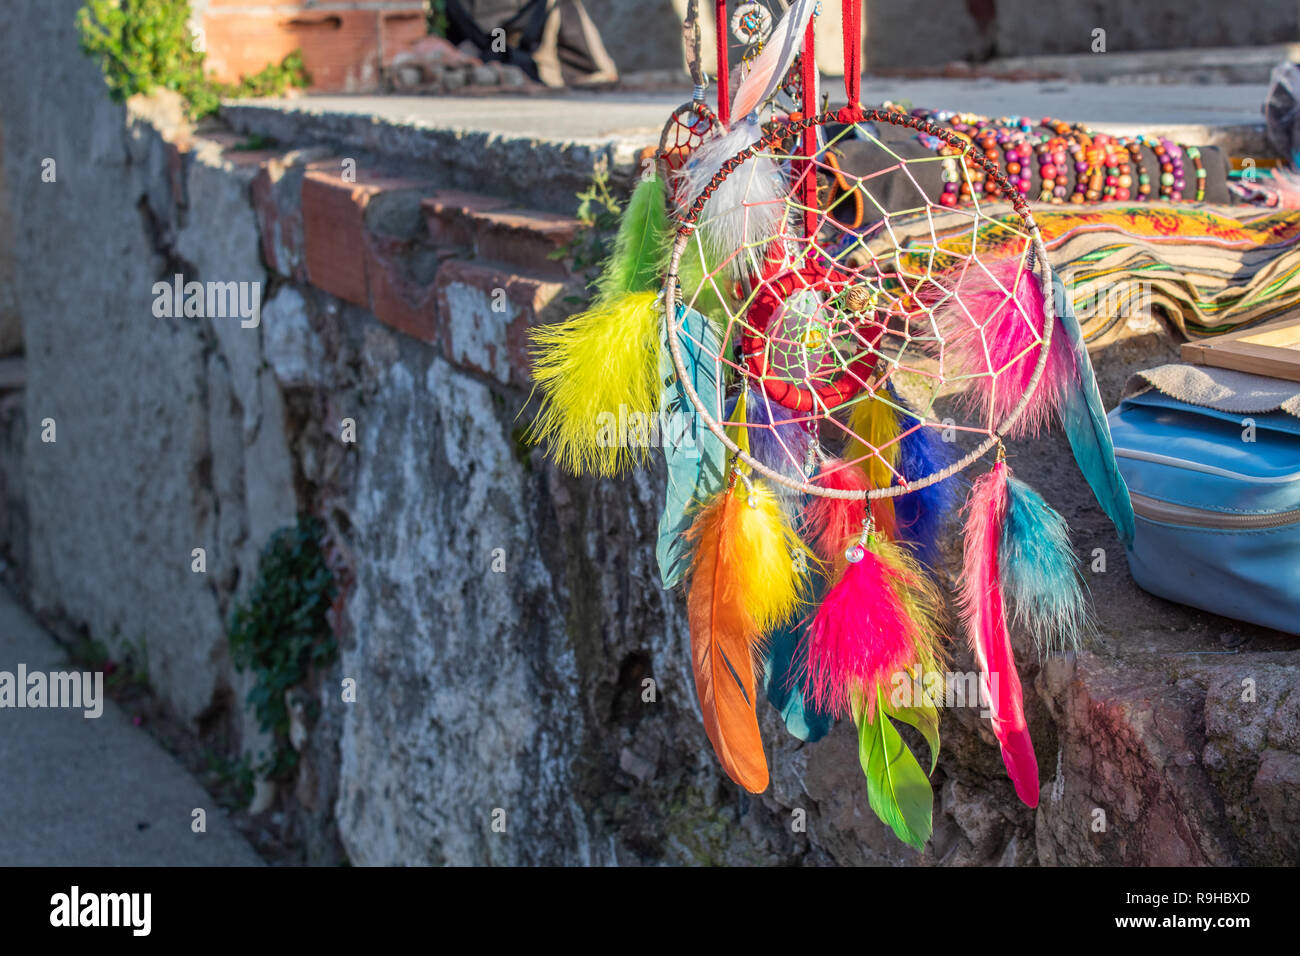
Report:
665,115,1050,499
658,102,718,173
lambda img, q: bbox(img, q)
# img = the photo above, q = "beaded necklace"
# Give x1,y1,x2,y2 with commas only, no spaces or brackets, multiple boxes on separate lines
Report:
1186,146,1206,201
903,108,1207,208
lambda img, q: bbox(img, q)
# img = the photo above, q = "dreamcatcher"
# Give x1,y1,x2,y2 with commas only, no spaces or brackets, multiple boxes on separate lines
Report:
530,0,1135,850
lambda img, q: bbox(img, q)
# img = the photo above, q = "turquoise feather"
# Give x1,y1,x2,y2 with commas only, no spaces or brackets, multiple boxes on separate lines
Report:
1052,270,1136,548
1000,475,1093,655
763,573,835,743
656,305,727,589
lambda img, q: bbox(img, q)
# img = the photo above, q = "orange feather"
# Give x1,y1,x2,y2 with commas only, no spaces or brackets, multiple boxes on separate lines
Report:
686,485,770,793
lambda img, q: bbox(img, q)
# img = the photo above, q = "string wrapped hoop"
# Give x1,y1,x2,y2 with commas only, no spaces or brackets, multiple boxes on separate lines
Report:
663,107,1056,501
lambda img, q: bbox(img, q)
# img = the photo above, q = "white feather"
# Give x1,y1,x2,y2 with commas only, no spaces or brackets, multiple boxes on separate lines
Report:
670,0,814,281
730,0,818,121
674,117,788,280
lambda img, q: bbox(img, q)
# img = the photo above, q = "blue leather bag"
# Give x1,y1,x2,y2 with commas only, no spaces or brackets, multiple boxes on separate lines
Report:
1107,377,1300,635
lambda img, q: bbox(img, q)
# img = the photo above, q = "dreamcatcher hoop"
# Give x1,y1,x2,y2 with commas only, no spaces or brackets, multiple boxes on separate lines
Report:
663,108,1056,501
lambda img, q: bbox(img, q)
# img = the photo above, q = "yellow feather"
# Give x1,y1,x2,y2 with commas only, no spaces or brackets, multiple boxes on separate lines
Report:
846,394,900,534
728,481,806,633
846,394,900,489
727,388,751,475
528,291,661,476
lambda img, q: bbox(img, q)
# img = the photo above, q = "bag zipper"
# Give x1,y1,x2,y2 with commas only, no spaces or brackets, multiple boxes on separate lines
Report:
1130,492,1300,530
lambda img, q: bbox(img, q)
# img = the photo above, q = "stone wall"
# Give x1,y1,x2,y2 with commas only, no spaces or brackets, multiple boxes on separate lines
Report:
1,0,1298,866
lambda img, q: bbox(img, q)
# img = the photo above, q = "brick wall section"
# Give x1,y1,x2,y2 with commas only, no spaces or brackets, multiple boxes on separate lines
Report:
200,1,428,92
300,168,383,307
433,261,568,386
244,140,582,385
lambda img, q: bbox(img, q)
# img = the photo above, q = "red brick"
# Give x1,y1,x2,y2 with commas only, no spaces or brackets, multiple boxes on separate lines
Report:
432,259,570,385
474,209,583,279
421,191,512,247
301,163,437,318
420,195,581,276
364,232,440,344
301,169,373,306
202,4,427,93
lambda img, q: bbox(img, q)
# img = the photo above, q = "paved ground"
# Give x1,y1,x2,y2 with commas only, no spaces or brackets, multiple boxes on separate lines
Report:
0,589,262,866
233,77,1270,159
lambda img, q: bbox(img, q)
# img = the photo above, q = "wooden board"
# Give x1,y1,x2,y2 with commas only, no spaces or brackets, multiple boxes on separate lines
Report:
1181,313,1300,384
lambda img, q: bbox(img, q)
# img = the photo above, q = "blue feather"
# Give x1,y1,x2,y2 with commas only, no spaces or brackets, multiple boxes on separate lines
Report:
887,385,962,568
763,572,835,743
656,306,728,589
1000,475,1093,654
1051,271,1136,548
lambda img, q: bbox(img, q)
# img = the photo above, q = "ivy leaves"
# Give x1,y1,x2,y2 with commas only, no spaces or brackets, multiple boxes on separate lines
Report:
76,0,308,119
228,516,337,780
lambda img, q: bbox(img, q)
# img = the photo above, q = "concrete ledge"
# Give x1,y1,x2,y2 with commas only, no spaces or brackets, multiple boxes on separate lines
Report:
223,95,637,213
236,133,582,376
987,43,1300,86
223,81,1277,213
8,0,1299,863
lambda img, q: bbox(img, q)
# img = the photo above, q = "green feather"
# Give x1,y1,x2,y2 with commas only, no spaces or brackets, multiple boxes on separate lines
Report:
883,687,941,775
596,175,671,301
855,686,935,850
672,232,736,322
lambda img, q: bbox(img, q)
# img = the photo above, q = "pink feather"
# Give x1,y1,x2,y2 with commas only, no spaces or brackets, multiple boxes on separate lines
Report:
958,462,1040,808
1270,168,1300,210
802,459,869,562
933,258,1076,439
804,553,920,718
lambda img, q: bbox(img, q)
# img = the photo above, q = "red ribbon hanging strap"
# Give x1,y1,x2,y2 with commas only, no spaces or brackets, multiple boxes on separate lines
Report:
715,0,730,126
799,15,818,237
842,0,861,108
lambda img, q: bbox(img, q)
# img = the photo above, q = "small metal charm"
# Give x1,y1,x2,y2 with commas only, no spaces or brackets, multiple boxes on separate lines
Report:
732,461,757,508
846,515,874,563
803,441,819,479
731,2,772,45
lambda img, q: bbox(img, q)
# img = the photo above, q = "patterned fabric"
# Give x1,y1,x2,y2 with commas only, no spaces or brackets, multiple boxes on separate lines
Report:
880,202,1300,344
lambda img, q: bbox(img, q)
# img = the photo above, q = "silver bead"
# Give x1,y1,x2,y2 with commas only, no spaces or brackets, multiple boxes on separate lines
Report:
845,545,866,564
